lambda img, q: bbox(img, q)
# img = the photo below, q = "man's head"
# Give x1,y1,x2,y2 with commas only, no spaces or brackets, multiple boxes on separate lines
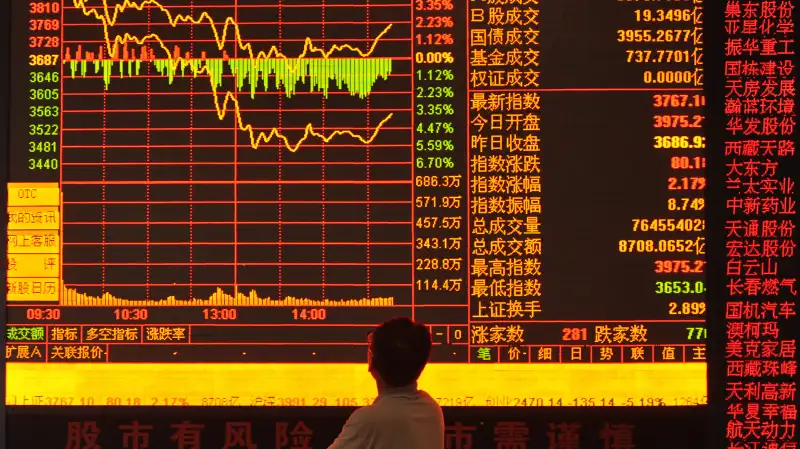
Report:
368,317,432,388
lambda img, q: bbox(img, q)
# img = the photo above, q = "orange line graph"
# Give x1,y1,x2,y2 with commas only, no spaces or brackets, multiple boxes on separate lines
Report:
74,0,393,60
71,0,395,151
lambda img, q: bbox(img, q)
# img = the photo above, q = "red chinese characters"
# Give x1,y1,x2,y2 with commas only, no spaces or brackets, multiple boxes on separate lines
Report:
723,1,797,449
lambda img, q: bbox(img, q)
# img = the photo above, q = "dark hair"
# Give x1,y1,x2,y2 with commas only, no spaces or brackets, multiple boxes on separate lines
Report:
370,317,432,387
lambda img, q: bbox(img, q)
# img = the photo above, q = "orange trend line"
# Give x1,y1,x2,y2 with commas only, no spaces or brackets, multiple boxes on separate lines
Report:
75,0,393,60
72,0,394,151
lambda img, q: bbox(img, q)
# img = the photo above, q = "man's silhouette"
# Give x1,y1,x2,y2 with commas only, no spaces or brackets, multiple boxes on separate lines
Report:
328,317,444,449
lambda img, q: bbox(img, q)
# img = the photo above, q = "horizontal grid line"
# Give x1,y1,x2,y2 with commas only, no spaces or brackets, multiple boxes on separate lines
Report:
61,180,411,185
61,241,411,245
62,144,409,148
63,162,410,166
64,37,412,43
63,220,410,224
471,87,704,92
65,20,410,25
63,91,410,95
65,74,412,80
64,126,411,131
64,262,412,266
64,108,408,113
63,283,413,287
64,3,412,8
62,201,410,206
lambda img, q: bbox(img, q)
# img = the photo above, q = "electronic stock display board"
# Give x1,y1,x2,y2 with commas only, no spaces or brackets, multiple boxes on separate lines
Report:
5,0,715,407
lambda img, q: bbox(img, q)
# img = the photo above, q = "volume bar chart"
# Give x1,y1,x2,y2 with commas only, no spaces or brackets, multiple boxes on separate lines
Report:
66,44,394,99
61,287,395,306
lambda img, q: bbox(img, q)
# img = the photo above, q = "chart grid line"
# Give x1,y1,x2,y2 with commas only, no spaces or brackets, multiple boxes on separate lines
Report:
56,0,413,305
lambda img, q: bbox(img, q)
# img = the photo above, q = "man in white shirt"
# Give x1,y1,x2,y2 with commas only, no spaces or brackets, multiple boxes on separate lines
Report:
328,317,444,449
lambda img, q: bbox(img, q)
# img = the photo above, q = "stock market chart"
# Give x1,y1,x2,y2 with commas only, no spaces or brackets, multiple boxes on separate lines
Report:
6,0,708,406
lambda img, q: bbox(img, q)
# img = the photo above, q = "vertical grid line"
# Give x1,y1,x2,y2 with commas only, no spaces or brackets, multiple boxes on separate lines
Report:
233,0,239,298
101,53,108,295
145,4,152,300
188,0,195,299
321,0,328,300
277,0,284,301
365,0,372,301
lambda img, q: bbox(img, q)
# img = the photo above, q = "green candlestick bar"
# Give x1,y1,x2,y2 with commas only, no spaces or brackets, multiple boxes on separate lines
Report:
66,57,393,99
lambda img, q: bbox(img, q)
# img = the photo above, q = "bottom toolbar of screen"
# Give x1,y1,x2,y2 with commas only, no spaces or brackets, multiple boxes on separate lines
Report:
6,363,707,406
6,342,708,363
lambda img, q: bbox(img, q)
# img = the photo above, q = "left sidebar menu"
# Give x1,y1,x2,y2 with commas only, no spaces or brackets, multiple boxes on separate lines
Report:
6,182,61,364
7,183,61,304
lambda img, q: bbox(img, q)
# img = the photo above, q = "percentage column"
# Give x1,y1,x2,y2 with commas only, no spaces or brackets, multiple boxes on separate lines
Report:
411,0,468,336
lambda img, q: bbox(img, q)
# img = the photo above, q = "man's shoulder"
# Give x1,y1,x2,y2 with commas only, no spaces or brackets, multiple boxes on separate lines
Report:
353,390,440,416
416,390,441,405
360,390,442,422
349,400,390,422
343,402,392,434
414,390,445,413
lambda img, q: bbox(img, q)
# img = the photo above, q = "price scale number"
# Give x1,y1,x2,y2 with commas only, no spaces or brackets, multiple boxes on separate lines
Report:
28,1,62,172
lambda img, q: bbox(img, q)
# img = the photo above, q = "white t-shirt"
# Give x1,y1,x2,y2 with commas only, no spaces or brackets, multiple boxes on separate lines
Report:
328,384,444,449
